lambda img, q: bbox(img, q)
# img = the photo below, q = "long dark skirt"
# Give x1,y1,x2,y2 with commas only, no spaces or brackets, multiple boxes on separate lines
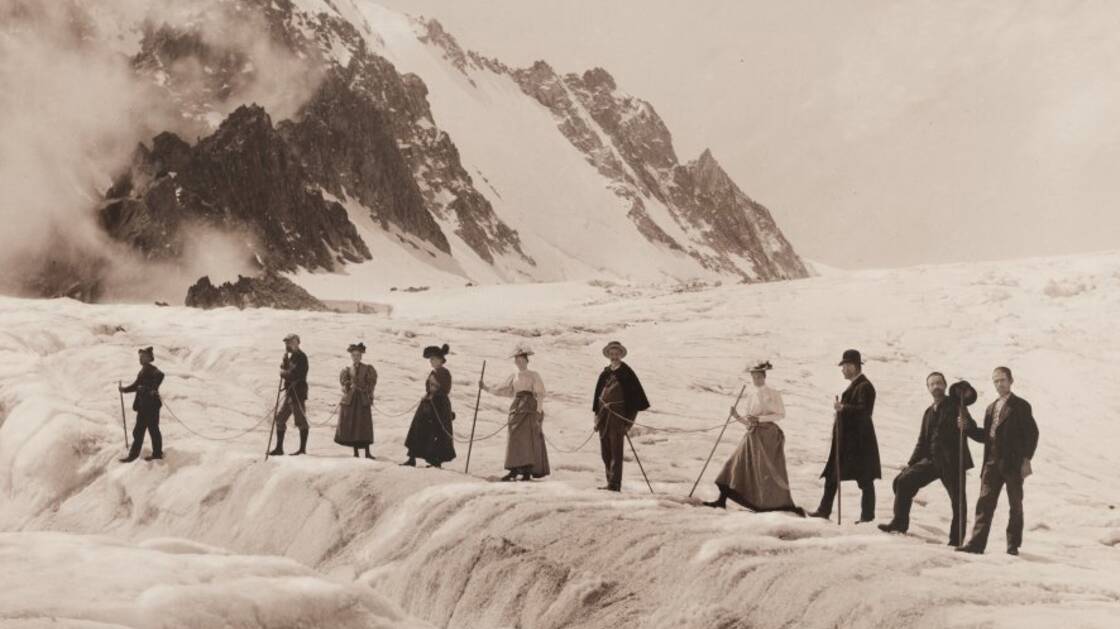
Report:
715,422,798,512
335,402,373,448
405,395,456,464
505,392,550,477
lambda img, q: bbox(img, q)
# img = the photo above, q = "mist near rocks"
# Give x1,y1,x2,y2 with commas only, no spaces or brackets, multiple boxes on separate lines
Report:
0,0,323,302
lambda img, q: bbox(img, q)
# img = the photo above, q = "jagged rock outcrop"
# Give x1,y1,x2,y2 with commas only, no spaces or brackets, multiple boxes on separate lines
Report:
185,273,328,311
101,105,371,272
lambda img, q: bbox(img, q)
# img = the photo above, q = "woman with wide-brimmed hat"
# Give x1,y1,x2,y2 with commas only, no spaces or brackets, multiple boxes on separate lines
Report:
402,343,456,468
335,342,378,459
703,360,803,514
482,342,550,481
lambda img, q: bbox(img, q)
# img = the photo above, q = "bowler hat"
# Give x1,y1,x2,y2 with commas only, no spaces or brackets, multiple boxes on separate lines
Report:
283,333,300,343
138,346,154,359
602,341,628,359
949,380,978,406
838,349,863,366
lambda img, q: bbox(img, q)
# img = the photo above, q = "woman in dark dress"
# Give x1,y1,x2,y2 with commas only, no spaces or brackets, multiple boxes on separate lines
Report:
402,344,456,468
334,342,377,459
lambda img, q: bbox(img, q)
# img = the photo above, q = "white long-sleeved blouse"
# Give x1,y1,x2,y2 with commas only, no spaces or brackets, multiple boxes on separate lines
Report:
489,369,546,413
743,384,785,423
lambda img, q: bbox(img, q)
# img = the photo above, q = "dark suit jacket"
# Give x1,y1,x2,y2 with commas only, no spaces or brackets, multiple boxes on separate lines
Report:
964,393,1039,477
281,350,309,400
909,398,974,473
121,364,164,413
592,362,650,418
821,373,882,481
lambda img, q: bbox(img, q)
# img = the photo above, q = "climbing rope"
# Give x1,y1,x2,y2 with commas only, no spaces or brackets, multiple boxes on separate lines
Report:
161,400,273,442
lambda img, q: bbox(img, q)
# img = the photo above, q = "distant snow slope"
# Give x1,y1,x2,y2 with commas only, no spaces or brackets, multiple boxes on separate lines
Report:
2,251,1119,627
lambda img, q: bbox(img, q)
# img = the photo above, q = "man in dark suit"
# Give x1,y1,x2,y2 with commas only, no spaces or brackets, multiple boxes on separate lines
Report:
269,333,310,456
810,349,882,523
593,341,650,492
119,346,165,463
879,372,974,545
957,366,1039,555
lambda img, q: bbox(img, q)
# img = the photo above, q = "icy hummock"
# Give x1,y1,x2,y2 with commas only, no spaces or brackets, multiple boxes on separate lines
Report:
2,251,1120,627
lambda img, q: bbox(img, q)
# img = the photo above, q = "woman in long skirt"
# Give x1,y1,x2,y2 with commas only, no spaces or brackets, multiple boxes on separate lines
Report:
402,344,456,468
482,343,550,481
335,342,377,459
704,360,803,514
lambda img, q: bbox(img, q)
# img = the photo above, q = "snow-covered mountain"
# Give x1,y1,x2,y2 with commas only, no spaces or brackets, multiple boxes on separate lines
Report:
29,0,808,302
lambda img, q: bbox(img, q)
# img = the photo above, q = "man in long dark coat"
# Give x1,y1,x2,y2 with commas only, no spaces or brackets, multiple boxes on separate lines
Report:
592,341,650,492
809,349,881,523
957,366,1039,556
269,333,310,456
119,346,165,463
879,373,975,545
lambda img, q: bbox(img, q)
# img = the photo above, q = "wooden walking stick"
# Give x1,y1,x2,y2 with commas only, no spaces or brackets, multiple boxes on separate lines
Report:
117,381,129,450
625,433,655,494
834,396,842,526
958,397,966,546
464,360,486,474
689,384,747,497
263,378,284,462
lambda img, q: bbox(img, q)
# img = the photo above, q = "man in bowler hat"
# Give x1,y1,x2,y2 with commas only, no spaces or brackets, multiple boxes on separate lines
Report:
809,349,882,522
119,346,165,463
879,373,976,545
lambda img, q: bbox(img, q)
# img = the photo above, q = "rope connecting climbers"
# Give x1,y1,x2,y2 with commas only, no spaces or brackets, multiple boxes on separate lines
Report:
163,399,274,442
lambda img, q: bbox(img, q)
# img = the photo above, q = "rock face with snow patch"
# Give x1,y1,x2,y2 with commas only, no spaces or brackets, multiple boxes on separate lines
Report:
101,105,371,273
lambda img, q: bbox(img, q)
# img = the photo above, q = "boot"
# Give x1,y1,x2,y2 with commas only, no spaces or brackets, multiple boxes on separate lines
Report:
353,448,360,458
878,522,904,534
144,454,163,461
518,471,532,482
119,454,139,463
701,499,726,509
500,471,518,482
290,428,308,456
400,457,416,467
364,447,375,460
807,510,831,520
268,430,286,456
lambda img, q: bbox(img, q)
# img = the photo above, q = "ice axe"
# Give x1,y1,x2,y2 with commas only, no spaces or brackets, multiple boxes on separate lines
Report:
117,381,129,450
950,379,978,546
263,377,284,462
464,360,486,474
834,395,842,526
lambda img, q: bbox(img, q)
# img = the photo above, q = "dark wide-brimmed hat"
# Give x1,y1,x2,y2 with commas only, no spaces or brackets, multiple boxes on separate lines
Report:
949,380,978,406
602,340,628,359
347,342,366,353
838,349,863,366
423,344,450,359
748,360,773,373
283,333,300,343
138,346,154,359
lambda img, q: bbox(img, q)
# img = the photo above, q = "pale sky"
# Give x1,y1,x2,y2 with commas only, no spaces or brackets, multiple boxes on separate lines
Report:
379,0,1119,268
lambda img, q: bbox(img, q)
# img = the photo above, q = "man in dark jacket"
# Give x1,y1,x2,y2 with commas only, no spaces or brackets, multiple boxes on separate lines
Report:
592,341,650,492
879,372,974,544
810,349,882,523
119,346,165,463
269,333,310,456
957,366,1039,555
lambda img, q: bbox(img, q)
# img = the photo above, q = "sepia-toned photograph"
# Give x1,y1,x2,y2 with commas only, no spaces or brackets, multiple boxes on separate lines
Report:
1,1,1117,627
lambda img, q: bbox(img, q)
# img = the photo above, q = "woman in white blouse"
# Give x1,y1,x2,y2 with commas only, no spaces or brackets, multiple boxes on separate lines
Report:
703,360,803,514
481,343,551,481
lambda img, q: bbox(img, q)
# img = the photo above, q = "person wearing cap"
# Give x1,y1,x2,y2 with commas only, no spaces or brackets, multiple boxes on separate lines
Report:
269,333,310,456
482,343,550,481
957,366,1039,556
878,373,976,545
592,341,650,491
402,344,456,468
334,342,378,459
118,347,165,463
703,360,802,514
809,349,882,523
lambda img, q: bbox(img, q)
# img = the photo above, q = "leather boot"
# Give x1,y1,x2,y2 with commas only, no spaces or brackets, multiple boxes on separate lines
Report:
291,428,308,456
268,430,285,456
